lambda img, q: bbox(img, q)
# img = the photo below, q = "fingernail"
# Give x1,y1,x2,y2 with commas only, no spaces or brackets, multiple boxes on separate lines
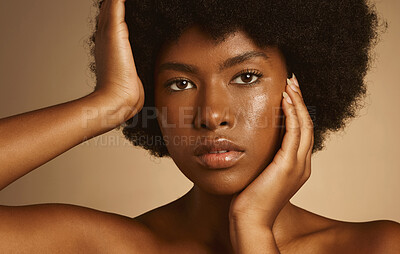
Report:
287,78,299,93
286,78,292,86
282,92,293,104
292,73,299,87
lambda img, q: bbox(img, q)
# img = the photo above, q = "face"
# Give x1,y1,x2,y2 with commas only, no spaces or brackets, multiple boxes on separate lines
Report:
154,26,287,195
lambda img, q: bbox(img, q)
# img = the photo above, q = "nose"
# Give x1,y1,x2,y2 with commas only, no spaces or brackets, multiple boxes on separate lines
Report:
193,82,235,131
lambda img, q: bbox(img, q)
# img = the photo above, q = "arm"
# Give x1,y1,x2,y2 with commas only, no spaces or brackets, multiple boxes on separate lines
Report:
0,0,145,251
0,92,137,191
0,203,156,253
0,0,143,191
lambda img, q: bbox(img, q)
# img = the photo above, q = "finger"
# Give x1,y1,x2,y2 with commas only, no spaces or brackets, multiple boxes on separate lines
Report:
302,137,313,182
97,0,110,30
290,73,303,98
285,77,314,159
278,90,301,164
108,0,127,26
97,0,126,31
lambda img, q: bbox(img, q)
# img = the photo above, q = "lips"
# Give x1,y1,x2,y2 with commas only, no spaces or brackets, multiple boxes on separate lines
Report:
194,139,245,169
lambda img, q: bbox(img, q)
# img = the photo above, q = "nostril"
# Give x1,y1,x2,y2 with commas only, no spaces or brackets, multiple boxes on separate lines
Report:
199,121,229,129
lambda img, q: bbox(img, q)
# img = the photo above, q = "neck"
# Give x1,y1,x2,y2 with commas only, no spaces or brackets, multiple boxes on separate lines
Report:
183,186,234,252
181,185,296,252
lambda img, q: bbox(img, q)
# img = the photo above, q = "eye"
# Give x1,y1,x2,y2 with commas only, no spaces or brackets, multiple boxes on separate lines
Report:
167,79,195,91
231,69,263,85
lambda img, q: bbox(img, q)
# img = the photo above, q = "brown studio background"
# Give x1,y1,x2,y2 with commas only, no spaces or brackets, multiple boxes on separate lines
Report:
0,0,399,222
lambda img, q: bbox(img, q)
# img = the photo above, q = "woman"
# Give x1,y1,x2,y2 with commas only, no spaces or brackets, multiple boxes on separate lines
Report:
0,0,399,253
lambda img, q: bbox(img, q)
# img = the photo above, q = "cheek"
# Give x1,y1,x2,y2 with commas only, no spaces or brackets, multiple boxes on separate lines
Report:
155,88,196,135
156,103,192,137
155,101,195,159
238,90,283,164
238,90,282,131
243,94,272,129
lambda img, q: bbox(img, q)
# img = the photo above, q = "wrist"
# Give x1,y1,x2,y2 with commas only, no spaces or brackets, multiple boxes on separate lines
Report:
80,91,137,134
230,215,273,233
230,209,276,230
90,88,141,123
94,84,143,116
230,220,279,254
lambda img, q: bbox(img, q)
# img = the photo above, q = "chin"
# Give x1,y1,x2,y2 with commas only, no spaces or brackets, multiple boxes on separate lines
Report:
170,148,271,196
190,169,259,196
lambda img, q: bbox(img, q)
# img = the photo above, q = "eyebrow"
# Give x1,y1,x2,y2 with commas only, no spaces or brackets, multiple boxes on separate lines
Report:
157,51,269,75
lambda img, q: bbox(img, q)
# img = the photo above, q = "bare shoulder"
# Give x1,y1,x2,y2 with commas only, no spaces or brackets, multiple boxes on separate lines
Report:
335,219,400,253
284,206,400,254
0,203,158,253
299,219,400,253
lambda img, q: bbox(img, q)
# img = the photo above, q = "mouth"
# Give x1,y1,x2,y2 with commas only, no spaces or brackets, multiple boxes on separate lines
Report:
194,138,245,169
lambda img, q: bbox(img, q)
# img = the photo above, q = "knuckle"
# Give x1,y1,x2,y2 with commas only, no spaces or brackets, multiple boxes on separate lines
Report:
305,117,314,129
273,152,286,166
287,114,300,129
293,135,301,147
288,106,298,116
276,153,296,171
289,126,301,138
273,153,293,171
298,112,313,129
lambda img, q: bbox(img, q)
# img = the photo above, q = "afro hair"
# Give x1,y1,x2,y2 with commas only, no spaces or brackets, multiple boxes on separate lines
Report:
90,0,385,157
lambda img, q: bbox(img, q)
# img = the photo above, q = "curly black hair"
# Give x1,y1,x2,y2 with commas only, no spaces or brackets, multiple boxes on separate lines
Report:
90,0,384,157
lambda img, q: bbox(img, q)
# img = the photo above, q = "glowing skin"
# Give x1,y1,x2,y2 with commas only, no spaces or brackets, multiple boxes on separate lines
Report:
154,26,287,195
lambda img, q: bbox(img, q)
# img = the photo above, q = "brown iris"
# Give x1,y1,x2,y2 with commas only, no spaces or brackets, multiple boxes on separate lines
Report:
176,80,189,89
240,73,253,83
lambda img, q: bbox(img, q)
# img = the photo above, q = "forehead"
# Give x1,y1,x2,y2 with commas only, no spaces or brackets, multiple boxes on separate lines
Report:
154,26,284,72
158,26,255,57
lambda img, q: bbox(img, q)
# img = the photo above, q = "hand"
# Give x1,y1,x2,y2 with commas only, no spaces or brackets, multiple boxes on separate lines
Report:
94,0,144,121
229,74,314,248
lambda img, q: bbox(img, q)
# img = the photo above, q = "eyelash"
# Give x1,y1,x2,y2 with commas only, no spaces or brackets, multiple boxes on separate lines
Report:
232,69,263,86
165,69,263,92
